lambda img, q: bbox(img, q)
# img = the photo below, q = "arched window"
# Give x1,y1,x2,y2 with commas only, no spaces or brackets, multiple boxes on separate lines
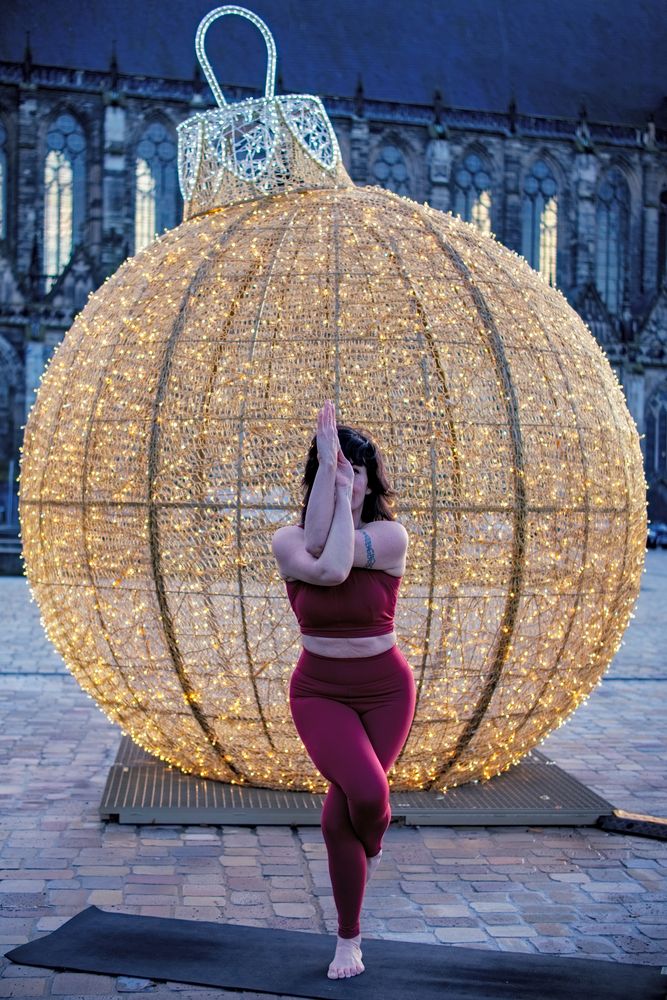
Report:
134,121,178,253
657,188,667,290
43,112,86,292
0,122,6,241
44,151,72,287
453,151,492,235
645,386,667,475
521,158,558,286
371,144,411,197
595,166,629,316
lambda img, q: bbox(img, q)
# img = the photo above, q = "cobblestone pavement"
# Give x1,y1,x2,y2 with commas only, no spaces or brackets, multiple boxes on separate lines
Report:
1,551,666,998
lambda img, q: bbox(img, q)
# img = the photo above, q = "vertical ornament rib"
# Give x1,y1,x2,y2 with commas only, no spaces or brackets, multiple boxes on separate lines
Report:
41,285,174,743
192,236,269,716
233,205,303,746
415,207,527,786
258,198,319,405
257,198,322,680
336,198,401,494
497,265,592,741
148,208,260,783
562,342,634,688
81,289,187,749
364,211,462,772
371,203,469,697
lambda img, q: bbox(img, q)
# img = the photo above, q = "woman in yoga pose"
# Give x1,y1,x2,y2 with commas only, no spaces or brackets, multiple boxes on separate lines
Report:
271,400,416,980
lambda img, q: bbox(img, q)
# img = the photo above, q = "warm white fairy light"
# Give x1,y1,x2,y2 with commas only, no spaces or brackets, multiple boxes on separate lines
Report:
17,6,647,794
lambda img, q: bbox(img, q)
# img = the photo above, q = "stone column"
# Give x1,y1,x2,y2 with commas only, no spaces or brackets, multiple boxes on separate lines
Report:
640,156,660,299
620,364,646,445
572,152,599,290
16,89,39,279
501,140,523,254
101,102,129,278
349,117,369,186
426,138,451,212
24,338,46,423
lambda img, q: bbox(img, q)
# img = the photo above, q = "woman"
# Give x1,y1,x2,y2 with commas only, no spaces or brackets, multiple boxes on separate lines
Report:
271,400,416,980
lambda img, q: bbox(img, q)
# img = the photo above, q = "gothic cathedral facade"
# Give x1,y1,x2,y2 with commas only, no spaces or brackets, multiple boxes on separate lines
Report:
1,47,667,529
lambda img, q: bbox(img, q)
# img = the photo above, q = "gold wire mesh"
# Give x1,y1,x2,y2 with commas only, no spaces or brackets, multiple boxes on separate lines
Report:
18,184,647,792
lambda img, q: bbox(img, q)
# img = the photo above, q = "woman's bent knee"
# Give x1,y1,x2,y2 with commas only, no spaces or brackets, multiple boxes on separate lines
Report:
348,785,389,816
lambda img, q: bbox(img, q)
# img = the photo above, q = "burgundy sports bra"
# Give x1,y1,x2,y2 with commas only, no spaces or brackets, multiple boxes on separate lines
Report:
284,526,402,638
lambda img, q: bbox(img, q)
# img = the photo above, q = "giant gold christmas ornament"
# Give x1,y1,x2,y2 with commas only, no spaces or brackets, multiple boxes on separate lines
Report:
19,6,647,792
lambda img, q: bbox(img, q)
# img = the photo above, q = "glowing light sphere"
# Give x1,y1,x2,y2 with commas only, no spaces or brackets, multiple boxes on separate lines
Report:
18,7,646,793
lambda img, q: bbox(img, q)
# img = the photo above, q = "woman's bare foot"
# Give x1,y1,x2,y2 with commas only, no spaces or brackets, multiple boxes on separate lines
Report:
327,933,365,978
366,848,382,884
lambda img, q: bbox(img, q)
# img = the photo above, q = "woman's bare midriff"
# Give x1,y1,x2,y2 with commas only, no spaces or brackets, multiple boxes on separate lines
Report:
300,629,398,658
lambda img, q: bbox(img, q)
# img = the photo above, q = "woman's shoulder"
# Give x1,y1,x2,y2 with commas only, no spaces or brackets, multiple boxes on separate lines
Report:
360,518,408,538
271,525,305,584
271,524,305,565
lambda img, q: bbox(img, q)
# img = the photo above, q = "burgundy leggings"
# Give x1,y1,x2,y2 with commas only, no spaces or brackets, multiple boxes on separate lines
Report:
289,643,417,939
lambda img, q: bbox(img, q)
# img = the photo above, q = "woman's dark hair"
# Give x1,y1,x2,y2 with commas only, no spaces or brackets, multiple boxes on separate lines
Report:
299,423,397,527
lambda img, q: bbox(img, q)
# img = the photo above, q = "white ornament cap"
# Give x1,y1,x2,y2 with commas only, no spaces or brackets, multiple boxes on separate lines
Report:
177,5,353,218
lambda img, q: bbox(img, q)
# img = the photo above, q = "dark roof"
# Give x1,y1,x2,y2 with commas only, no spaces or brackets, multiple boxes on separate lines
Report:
2,0,666,126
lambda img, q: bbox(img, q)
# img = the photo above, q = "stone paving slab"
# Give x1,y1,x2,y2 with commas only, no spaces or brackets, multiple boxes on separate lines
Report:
0,553,666,996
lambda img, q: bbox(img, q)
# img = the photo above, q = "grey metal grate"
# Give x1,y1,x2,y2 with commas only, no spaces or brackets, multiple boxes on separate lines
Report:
100,735,614,826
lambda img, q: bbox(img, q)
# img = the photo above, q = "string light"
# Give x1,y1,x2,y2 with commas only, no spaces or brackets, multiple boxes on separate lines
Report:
17,6,647,795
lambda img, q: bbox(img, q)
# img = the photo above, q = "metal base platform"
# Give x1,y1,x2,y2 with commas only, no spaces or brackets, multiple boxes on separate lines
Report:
100,735,615,827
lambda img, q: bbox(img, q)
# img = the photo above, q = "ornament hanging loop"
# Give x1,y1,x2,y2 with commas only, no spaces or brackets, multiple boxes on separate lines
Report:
180,4,350,212
195,5,277,108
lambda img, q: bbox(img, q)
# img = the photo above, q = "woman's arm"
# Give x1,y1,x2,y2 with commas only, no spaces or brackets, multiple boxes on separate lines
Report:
314,484,354,580
303,459,336,556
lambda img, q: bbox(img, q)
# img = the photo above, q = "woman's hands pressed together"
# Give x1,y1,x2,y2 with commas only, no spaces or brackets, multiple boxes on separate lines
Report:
317,400,354,500
316,400,339,467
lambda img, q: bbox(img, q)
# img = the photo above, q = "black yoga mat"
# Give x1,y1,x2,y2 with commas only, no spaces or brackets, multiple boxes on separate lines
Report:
6,905,665,1000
